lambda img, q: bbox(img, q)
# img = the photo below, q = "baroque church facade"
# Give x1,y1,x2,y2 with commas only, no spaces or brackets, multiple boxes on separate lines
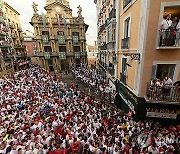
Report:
31,0,88,72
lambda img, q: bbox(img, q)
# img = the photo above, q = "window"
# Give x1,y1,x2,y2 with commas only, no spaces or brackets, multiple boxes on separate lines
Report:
124,17,130,38
57,31,64,35
122,17,130,49
59,46,66,52
44,46,52,52
121,58,127,84
123,0,132,9
42,31,49,35
74,46,80,52
151,64,176,81
5,8,8,14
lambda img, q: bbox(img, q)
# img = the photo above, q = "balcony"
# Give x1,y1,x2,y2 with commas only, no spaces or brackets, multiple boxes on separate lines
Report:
42,35,49,43
157,29,180,49
0,42,11,48
74,52,81,59
56,35,65,44
146,83,180,102
109,9,116,21
121,37,130,49
72,36,79,43
123,0,132,9
59,52,66,60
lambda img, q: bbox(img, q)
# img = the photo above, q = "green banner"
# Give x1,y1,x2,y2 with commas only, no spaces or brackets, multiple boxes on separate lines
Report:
59,52,66,60
74,52,80,59
58,35,65,44
44,52,50,59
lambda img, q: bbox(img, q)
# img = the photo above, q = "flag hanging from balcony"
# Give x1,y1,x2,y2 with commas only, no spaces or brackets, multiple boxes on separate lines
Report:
48,14,52,28
57,14,61,30
41,12,46,28
63,15,67,29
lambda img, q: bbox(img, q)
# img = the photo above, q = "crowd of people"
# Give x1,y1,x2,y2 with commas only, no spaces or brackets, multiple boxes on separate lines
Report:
160,14,180,46
71,64,115,104
0,64,179,154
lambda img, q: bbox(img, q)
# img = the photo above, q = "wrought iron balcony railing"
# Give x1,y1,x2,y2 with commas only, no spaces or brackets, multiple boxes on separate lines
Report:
146,83,180,102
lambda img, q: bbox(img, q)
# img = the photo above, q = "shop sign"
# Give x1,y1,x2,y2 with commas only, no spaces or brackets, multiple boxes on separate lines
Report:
146,108,180,119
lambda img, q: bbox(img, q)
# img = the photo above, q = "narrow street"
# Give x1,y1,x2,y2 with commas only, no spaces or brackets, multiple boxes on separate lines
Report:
62,72,121,111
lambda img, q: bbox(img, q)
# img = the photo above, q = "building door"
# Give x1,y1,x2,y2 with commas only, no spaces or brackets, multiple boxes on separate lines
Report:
49,66,54,72
60,60,68,71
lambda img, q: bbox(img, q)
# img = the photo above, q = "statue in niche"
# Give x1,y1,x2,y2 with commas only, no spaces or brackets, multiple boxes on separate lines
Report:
77,5,82,18
32,2,38,14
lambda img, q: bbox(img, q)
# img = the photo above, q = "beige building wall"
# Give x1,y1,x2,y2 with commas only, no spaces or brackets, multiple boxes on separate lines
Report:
117,0,142,90
140,0,180,96
117,0,180,98
31,0,88,72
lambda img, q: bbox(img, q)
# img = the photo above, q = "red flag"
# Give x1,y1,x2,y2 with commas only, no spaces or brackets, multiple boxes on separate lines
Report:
57,14,60,30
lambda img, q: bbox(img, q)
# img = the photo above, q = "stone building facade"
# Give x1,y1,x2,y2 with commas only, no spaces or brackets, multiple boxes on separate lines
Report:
31,0,88,72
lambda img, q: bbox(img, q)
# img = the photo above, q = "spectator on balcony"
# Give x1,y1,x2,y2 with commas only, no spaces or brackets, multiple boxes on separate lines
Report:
175,18,180,46
160,14,172,46
169,17,178,46
163,76,172,100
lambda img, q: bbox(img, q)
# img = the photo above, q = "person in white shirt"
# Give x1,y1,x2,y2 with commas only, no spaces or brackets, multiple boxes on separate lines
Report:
161,14,172,46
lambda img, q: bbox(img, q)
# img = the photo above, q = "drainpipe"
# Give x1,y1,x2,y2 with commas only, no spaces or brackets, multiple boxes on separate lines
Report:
115,0,120,80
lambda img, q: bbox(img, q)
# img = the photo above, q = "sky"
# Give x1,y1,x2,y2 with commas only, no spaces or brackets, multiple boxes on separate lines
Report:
5,0,97,45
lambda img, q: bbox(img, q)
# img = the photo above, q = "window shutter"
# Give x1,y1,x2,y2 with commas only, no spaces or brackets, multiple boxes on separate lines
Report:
168,65,175,80
150,64,157,80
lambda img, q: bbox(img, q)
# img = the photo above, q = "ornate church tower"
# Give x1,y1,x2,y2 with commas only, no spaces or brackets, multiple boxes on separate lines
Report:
31,0,88,72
